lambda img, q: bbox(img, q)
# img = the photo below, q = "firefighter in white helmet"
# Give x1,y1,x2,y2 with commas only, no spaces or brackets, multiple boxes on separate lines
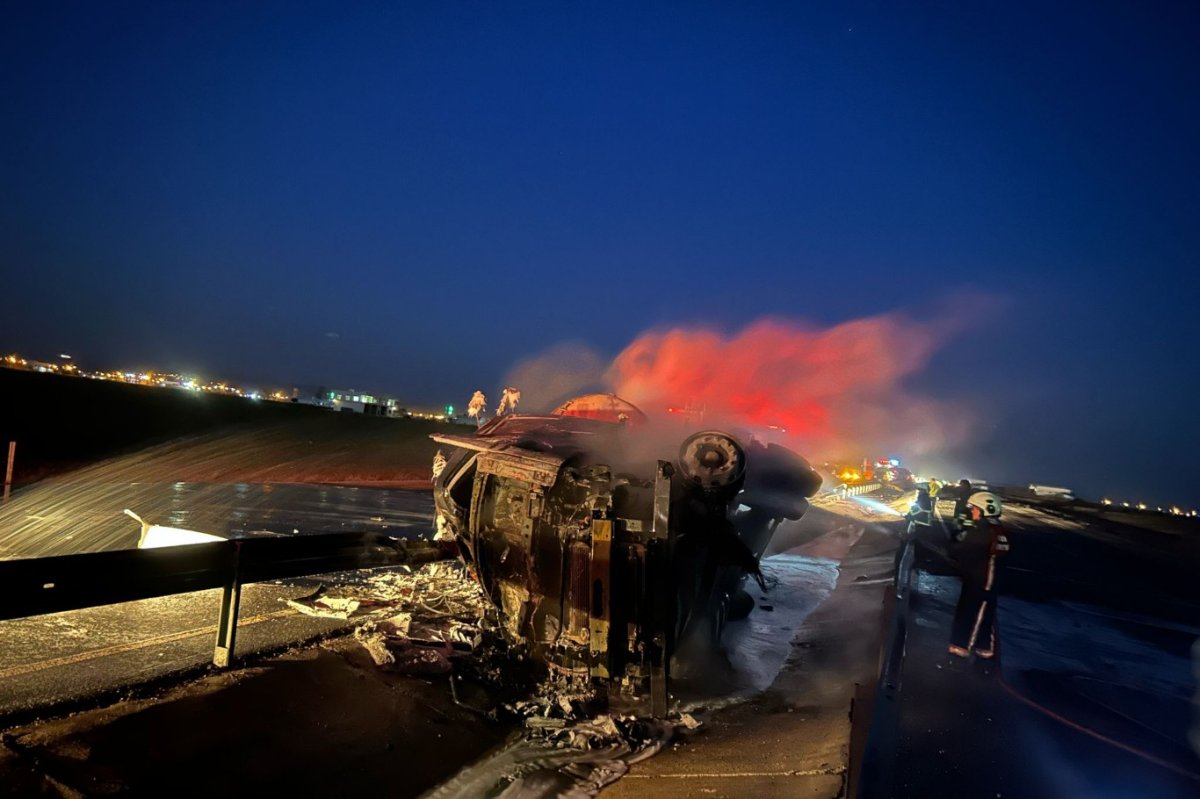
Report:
948,491,1010,659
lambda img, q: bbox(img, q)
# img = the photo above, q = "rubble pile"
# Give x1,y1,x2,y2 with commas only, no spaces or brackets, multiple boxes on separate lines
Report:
423,685,702,799
283,562,492,674
503,677,702,778
282,563,703,797
513,697,701,754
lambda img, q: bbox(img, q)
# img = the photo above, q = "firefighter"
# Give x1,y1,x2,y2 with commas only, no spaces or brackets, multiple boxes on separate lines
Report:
952,478,971,520
896,485,933,597
908,484,934,526
949,478,975,541
948,491,1009,659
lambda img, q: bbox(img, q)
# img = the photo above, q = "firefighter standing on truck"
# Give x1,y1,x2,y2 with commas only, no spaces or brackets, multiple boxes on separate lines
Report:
948,491,1010,659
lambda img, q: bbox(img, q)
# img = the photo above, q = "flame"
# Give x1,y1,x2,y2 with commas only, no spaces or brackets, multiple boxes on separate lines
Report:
496,386,522,416
467,390,487,419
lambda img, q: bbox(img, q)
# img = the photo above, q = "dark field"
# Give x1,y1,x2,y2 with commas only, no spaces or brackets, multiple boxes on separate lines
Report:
0,368,460,486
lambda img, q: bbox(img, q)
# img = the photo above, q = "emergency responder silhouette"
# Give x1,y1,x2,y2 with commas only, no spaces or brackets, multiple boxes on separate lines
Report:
928,477,942,500
896,485,933,597
908,484,934,527
951,478,973,540
948,491,1010,659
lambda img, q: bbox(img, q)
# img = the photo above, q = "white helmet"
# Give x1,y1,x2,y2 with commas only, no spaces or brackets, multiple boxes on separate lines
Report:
967,491,1002,518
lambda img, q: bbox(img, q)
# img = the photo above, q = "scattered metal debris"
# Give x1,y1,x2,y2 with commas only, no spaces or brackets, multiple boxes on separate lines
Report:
282,562,492,675
424,692,703,799
353,623,395,667
286,587,362,619
279,558,708,796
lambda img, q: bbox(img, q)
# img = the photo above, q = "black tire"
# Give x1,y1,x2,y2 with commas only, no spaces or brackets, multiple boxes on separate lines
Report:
727,588,755,621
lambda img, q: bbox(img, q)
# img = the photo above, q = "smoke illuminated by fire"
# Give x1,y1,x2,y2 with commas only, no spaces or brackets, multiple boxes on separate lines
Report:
507,306,980,460
609,315,972,458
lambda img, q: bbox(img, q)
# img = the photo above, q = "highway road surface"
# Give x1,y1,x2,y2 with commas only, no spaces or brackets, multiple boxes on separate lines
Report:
0,499,891,798
3,478,1198,798
0,479,434,559
0,483,436,720
869,498,1200,798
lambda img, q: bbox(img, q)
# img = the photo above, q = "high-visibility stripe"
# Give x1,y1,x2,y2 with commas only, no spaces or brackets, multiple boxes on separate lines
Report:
967,600,988,651
980,621,995,654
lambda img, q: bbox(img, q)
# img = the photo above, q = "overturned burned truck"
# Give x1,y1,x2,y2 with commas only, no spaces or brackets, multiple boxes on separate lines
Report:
430,395,821,713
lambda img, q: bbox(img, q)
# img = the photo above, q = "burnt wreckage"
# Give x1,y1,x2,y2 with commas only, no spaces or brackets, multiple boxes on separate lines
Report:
431,395,821,713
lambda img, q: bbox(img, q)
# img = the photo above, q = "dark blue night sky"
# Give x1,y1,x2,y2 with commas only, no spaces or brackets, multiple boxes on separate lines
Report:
2,2,1198,505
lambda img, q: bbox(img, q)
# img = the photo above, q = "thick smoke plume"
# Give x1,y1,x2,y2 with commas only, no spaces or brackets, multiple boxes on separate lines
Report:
507,307,979,461
504,342,609,412
610,314,972,459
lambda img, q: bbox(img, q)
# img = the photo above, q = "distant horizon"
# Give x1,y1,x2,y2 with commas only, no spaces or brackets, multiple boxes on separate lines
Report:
2,354,1195,513
0,346,455,408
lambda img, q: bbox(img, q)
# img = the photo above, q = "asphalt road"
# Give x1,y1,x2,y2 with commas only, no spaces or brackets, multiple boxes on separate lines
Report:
0,483,436,721
5,481,1198,797
606,513,895,799
0,638,511,799
0,502,892,799
0,576,373,721
0,480,434,559
878,501,1200,798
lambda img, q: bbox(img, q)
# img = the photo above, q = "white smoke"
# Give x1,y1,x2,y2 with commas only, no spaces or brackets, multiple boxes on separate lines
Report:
502,342,610,412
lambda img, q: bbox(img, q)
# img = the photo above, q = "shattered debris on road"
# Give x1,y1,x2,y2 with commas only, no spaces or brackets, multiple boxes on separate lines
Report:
426,689,703,799
280,561,706,797
281,562,491,675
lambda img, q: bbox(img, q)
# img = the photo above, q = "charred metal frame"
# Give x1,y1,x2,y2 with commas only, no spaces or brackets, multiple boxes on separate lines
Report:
430,413,822,713
646,459,674,716
588,517,612,678
457,442,683,707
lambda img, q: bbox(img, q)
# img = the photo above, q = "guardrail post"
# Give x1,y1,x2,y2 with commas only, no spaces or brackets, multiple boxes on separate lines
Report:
213,542,243,668
3,441,14,502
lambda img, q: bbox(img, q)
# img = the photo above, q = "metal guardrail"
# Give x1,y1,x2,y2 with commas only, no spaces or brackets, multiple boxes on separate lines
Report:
837,482,883,498
0,533,450,667
852,531,915,797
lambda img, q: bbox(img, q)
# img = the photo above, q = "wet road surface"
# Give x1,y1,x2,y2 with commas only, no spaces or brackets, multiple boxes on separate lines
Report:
0,483,436,720
881,502,1200,798
0,481,433,558
0,580,359,719
0,504,890,799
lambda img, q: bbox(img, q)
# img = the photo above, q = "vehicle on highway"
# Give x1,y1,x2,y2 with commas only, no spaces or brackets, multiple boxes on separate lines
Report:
428,395,822,709
1029,484,1075,501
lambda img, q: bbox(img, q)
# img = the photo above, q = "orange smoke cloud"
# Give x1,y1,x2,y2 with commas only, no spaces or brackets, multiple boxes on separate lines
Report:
607,313,973,459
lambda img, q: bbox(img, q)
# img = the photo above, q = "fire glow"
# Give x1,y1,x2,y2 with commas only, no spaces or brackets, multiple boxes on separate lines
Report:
607,312,972,460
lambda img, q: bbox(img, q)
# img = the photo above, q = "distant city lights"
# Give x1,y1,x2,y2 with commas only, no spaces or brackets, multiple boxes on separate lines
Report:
3,348,467,426
3,351,292,405
1102,496,1195,519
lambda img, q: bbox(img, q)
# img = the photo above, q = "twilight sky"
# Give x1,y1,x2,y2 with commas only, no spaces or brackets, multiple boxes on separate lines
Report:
2,2,1198,505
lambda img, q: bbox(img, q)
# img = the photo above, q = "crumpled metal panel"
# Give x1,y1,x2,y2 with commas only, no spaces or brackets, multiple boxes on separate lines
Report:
476,446,564,488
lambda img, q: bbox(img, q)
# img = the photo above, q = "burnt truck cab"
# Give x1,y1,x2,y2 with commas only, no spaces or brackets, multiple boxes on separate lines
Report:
430,399,820,712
